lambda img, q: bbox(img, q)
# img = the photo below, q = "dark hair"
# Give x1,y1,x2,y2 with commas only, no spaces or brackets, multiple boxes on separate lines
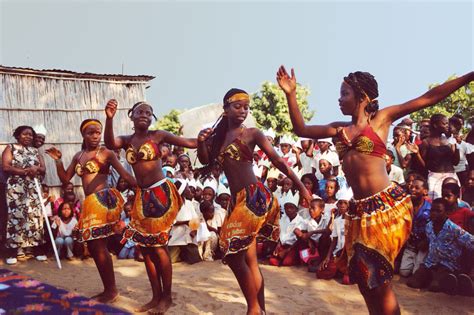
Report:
385,149,395,159
200,200,214,212
432,197,448,210
301,173,319,194
205,88,248,171
79,119,102,150
13,125,36,141
412,177,428,189
442,182,460,196
326,178,340,193
429,114,446,133
449,116,463,132
58,201,74,220
310,198,325,209
127,102,157,120
343,72,379,116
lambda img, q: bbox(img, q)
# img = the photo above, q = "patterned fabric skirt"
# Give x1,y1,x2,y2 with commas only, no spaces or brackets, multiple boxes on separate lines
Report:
6,175,44,249
75,188,124,243
219,182,280,259
122,178,182,247
345,182,412,289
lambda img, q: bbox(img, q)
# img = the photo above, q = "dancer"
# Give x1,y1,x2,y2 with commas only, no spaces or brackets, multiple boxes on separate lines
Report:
103,99,197,313
45,119,136,303
197,88,311,315
277,66,473,314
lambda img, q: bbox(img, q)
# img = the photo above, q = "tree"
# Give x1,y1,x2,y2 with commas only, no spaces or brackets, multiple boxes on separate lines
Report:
410,75,474,128
151,109,182,135
251,81,313,137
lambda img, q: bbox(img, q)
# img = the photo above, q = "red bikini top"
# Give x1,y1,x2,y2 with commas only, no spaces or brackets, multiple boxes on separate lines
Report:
334,125,387,160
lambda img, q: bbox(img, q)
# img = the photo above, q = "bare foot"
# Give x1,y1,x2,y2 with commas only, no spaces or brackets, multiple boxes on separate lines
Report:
149,295,172,314
92,290,119,303
134,299,160,313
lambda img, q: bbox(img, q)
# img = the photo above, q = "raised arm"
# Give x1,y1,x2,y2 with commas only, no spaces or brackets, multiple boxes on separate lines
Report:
44,147,76,184
106,149,137,187
254,129,312,203
104,99,126,150
381,71,474,123
277,66,344,139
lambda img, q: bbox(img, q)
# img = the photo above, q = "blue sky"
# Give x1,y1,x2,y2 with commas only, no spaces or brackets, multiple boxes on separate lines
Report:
1,0,472,125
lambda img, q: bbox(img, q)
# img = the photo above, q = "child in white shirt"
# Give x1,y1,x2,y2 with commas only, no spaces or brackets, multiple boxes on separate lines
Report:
52,201,78,260
199,200,224,261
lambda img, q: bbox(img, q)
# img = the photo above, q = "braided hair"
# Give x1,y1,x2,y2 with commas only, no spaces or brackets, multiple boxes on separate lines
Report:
196,88,248,176
344,71,379,116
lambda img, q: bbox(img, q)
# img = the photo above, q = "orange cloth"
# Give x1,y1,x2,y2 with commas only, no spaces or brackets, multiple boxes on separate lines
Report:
220,182,280,258
76,188,124,242
123,179,183,247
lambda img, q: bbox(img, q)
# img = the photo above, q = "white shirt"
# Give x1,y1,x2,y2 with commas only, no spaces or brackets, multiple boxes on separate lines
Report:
305,214,331,242
169,200,199,246
388,164,405,185
387,143,410,169
331,215,345,256
279,214,306,246
452,139,469,173
52,217,78,238
299,153,317,175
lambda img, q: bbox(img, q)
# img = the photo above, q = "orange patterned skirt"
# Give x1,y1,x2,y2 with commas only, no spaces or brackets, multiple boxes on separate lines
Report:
345,182,413,289
122,178,183,247
76,188,124,242
220,182,280,259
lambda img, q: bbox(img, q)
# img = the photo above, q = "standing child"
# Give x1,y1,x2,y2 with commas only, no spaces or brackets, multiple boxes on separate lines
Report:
52,202,78,260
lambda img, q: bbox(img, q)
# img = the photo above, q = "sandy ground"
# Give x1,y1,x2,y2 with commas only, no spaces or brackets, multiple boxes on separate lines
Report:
2,257,474,314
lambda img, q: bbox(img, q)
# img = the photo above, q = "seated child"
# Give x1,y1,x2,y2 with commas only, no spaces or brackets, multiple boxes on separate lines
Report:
407,198,474,296
269,191,306,266
400,177,431,277
442,182,474,232
52,201,78,260
199,200,223,261
298,197,332,272
317,189,352,284
168,179,202,264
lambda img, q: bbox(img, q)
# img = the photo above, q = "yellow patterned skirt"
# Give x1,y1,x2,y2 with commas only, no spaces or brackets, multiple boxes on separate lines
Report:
76,188,124,242
122,178,183,247
345,182,413,289
220,182,280,259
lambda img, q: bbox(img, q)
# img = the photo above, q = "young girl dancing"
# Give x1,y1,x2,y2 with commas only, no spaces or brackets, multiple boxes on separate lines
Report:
277,66,473,314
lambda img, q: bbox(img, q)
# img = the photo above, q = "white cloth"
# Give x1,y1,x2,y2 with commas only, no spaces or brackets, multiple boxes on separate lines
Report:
388,164,406,185
427,171,460,200
452,139,469,173
279,214,306,246
315,150,340,179
300,153,317,175
169,200,199,246
51,217,78,238
305,214,331,243
387,143,410,168
330,215,345,256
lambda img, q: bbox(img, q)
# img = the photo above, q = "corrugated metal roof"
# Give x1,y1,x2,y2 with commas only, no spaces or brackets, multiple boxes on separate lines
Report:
0,65,155,82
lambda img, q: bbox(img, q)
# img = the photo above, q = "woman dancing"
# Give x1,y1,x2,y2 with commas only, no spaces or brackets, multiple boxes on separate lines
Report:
276,66,473,314
103,99,197,313
46,119,136,303
197,88,311,315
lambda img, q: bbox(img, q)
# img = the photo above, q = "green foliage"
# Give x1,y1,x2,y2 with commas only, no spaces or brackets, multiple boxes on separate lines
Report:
410,75,474,129
151,109,182,135
251,81,314,136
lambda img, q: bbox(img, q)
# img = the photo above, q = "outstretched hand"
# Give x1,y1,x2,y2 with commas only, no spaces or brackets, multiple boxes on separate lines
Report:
45,147,62,160
276,65,297,94
198,128,213,143
105,99,118,119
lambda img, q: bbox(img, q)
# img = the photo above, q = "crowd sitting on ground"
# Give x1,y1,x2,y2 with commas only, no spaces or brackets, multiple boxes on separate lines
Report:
1,111,474,298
